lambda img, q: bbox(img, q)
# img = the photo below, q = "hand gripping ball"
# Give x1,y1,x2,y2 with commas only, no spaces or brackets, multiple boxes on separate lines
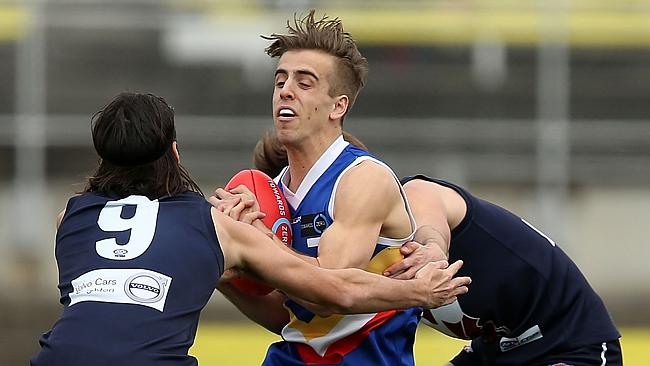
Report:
224,169,293,295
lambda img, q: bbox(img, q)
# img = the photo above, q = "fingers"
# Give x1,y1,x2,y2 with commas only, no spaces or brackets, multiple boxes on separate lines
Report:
388,242,447,279
439,283,470,307
451,276,471,295
383,259,409,277
388,269,412,280
416,260,471,308
208,195,242,212
453,275,472,287
206,195,220,207
240,211,266,225
209,186,260,221
214,187,236,199
414,260,448,280
227,198,261,220
229,184,255,196
444,260,464,276
428,260,450,270
437,275,471,306
399,241,419,255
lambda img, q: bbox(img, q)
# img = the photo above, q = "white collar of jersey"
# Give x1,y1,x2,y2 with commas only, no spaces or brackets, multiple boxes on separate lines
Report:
280,135,349,208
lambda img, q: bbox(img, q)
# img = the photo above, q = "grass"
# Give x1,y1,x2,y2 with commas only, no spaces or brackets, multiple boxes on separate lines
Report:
191,323,648,365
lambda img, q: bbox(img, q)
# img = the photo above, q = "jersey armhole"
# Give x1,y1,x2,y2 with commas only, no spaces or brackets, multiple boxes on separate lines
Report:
402,175,473,238
203,203,225,278
56,195,83,233
329,157,417,244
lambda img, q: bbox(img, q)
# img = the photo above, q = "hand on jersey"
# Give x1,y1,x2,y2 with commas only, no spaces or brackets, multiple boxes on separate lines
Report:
415,260,471,308
383,241,448,280
209,186,264,224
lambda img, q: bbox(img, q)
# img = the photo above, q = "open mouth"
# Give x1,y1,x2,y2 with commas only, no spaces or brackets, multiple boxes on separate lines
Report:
278,108,296,118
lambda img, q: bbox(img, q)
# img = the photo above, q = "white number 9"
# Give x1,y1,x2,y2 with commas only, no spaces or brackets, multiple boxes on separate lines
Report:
96,195,159,260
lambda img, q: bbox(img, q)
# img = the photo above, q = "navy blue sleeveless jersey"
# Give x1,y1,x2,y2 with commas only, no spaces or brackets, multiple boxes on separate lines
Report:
401,175,620,365
31,192,224,366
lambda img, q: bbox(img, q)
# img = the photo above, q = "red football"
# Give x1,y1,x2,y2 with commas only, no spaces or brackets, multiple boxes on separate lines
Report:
225,169,293,295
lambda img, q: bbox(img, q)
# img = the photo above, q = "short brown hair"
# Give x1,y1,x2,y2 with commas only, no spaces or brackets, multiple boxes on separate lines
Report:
263,10,368,118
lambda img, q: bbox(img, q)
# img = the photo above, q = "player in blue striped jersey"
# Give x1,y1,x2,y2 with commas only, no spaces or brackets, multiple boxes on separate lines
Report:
211,10,472,366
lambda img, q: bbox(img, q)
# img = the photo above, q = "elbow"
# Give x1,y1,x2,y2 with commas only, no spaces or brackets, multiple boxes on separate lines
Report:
307,275,358,315
323,283,357,314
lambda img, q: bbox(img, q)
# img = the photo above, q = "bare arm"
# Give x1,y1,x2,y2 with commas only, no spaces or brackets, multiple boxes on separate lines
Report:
212,208,471,313
217,284,289,334
403,179,453,256
383,178,467,279
316,161,409,270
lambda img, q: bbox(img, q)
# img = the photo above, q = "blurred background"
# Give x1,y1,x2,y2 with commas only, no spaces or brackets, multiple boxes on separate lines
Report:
0,0,649,363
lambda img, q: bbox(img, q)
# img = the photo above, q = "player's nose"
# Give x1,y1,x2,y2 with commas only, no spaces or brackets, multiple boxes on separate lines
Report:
279,82,295,100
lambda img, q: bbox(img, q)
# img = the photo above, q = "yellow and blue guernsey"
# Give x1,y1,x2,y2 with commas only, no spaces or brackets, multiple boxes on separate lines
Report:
263,136,420,366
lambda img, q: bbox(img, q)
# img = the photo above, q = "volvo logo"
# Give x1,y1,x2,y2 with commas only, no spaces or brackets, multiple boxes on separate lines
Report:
124,273,167,303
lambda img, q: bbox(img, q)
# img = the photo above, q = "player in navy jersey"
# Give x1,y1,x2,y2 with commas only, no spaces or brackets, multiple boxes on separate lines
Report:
394,175,622,366
251,132,622,366
31,92,471,366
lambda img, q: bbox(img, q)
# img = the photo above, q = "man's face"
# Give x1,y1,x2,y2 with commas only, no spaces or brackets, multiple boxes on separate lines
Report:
272,49,339,146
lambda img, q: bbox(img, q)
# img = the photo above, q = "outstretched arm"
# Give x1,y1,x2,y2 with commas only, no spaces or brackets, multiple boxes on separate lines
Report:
213,208,471,313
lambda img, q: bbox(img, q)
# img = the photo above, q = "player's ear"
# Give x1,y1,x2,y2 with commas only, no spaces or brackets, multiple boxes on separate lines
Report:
172,141,180,163
329,95,349,121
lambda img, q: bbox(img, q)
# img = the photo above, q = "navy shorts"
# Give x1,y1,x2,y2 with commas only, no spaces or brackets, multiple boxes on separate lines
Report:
451,339,622,366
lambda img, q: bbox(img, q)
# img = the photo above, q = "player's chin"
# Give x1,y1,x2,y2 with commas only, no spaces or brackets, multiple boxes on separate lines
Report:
275,130,298,145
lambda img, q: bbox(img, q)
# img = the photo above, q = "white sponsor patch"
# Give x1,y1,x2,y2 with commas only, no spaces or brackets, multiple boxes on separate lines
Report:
69,268,172,312
499,324,543,352
306,237,321,248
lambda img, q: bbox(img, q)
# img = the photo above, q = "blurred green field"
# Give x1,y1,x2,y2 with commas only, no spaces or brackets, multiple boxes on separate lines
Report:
191,323,648,365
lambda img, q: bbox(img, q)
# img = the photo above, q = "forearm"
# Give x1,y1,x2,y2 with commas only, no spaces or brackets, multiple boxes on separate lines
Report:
326,269,430,313
414,225,449,258
251,219,320,266
217,282,289,334
323,260,468,313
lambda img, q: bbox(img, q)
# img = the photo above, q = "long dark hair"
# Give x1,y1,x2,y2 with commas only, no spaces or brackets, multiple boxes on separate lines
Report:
84,92,202,199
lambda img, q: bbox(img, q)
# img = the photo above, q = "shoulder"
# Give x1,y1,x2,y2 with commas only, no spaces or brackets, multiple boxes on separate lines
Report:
403,176,464,200
209,208,260,247
340,159,396,188
332,160,402,218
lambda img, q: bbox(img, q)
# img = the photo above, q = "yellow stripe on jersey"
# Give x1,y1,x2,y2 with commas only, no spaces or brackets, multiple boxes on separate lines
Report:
366,247,404,275
285,246,404,340
286,312,346,341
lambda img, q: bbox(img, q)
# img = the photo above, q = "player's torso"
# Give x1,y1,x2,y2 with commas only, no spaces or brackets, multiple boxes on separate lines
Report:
270,138,419,365
402,175,619,361
34,192,223,366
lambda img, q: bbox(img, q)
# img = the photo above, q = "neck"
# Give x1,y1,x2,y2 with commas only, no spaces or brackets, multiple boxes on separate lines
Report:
285,134,340,192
